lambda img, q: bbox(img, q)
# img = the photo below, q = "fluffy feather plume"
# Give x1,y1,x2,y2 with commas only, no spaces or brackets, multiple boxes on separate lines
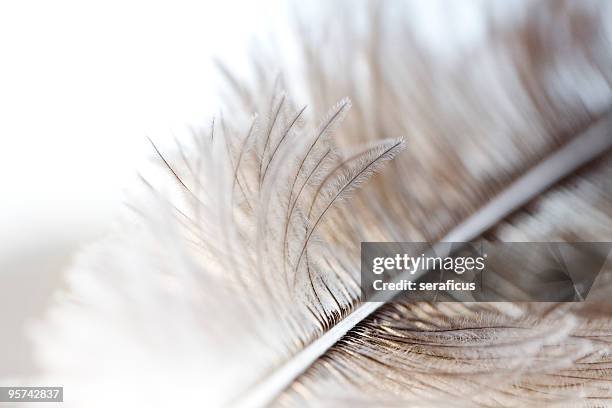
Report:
31,92,405,407
29,1,612,407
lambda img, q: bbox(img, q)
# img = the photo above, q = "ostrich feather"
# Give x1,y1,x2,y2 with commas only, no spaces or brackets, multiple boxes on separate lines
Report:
29,1,612,407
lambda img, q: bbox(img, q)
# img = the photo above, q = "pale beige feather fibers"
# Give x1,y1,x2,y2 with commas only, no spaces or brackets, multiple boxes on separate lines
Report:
278,157,612,407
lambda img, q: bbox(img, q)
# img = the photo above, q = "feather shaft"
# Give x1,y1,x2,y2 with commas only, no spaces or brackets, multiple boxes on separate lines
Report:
233,111,612,408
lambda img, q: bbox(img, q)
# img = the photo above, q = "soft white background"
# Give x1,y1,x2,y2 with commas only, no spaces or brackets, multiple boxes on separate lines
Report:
0,0,288,261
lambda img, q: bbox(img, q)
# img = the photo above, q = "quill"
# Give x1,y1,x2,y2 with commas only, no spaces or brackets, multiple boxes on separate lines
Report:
236,111,612,408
